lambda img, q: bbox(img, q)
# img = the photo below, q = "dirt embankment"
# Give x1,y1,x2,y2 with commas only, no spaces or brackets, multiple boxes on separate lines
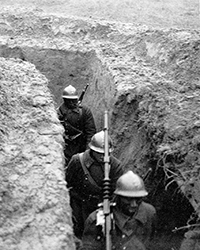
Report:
0,0,199,29
0,57,75,250
0,4,200,250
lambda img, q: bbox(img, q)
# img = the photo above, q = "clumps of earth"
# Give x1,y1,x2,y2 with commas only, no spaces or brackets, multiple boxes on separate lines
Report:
0,4,200,250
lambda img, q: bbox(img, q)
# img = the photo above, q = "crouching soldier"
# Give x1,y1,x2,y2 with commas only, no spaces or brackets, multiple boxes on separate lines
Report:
80,170,157,250
66,130,123,239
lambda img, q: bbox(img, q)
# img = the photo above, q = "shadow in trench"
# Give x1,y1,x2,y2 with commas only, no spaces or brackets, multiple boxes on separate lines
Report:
144,166,195,250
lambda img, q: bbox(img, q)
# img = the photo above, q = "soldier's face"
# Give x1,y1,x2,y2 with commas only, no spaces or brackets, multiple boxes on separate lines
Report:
118,196,142,216
64,98,78,109
91,151,104,163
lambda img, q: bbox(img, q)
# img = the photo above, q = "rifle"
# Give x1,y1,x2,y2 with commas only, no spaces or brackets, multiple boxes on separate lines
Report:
78,83,89,103
103,110,112,250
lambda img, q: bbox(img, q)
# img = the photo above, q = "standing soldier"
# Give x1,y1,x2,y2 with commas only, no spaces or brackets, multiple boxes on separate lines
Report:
57,85,96,166
66,130,123,239
80,171,157,250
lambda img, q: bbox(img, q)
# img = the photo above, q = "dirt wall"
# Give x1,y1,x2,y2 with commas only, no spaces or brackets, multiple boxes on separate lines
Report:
0,57,75,250
0,0,199,29
1,6,200,208
0,6,200,250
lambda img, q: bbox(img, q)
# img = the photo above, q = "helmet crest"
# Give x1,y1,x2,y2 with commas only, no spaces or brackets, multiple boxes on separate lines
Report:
114,171,148,197
88,131,113,153
62,85,78,99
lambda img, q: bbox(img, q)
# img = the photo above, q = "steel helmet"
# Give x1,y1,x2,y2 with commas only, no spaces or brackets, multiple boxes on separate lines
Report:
114,171,148,197
88,131,113,153
62,85,78,99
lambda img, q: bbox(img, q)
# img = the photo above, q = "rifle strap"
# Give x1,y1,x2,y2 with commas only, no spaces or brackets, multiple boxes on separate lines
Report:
79,153,102,192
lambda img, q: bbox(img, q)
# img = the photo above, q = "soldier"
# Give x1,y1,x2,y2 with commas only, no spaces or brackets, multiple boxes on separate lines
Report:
66,130,123,239
179,229,200,250
80,170,157,250
57,85,96,166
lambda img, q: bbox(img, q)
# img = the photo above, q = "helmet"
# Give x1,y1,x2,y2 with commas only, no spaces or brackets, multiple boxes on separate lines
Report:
62,85,78,99
114,171,148,197
88,131,113,153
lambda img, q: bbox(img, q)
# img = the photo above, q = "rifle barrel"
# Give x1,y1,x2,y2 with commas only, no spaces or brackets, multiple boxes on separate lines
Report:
79,83,89,102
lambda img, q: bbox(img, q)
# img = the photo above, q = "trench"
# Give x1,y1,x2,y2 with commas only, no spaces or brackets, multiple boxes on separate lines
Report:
145,164,195,250
0,44,116,131
0,44,196,249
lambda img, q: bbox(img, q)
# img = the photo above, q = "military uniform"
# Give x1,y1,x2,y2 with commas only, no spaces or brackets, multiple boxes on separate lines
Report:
80,201,156,250
57,103,96,165
179,230,200,250
66,149,123,239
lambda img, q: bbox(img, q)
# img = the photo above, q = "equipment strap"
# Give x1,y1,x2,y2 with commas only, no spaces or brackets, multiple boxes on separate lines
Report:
79,153,102,192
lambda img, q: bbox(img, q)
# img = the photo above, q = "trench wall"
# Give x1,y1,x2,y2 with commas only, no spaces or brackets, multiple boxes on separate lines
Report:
0,57,75,250
0,44,116,131
0,9,200,249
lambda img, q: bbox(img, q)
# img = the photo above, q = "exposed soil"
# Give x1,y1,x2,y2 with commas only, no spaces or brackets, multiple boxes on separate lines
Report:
0,0,199,29
0,57,75,249
0,1,200,250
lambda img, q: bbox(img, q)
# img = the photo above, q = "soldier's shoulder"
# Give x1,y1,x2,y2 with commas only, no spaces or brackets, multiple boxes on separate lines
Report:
70,153,81,162
67,154,82,170
142,201,156,215
80,104,93,113
57,103,67,115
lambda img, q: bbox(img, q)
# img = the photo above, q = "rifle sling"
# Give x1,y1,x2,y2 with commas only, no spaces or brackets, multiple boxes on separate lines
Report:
79,153,102,192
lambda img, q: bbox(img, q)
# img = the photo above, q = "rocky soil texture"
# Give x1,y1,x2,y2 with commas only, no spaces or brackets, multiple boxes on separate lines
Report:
0,1,200,250
0,57,75,249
